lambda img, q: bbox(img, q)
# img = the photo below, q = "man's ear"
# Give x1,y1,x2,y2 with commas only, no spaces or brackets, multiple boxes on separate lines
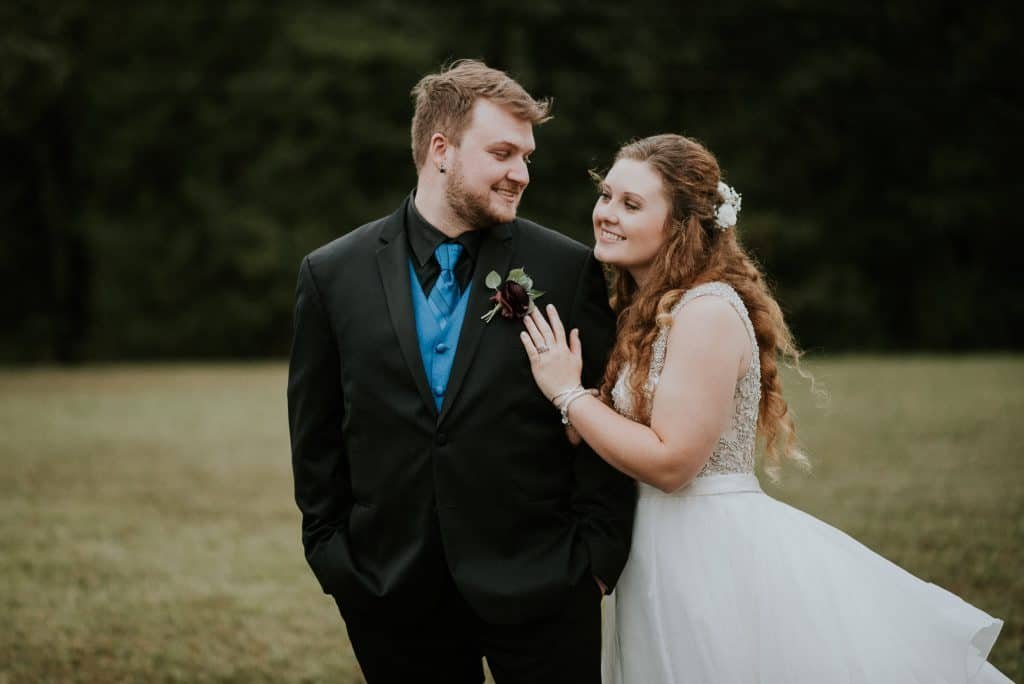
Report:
429,133,449,173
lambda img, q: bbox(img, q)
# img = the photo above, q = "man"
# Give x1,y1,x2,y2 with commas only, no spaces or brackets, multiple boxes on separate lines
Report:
287,59,636,683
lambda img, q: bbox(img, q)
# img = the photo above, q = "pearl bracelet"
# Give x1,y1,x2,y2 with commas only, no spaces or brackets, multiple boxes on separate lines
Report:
558,388,598,427
551,384,584,405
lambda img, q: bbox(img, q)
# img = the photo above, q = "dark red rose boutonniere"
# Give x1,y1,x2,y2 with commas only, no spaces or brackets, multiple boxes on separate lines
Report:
481,268,545,323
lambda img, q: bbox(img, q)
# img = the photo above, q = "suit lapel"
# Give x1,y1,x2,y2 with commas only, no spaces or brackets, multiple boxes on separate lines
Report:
376,200,437,417
438,221,515,424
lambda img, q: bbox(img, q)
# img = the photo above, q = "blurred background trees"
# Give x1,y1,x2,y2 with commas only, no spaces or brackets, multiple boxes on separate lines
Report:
2,0,1020,361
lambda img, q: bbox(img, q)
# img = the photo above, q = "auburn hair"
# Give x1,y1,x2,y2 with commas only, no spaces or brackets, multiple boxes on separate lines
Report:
410,59,552,171
597,134,812,475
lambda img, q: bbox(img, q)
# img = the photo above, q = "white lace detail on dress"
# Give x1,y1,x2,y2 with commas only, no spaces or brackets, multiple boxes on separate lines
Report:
610,282,760,477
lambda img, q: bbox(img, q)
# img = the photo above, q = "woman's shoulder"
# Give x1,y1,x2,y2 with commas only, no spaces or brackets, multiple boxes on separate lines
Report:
647,283,753,394
671,290,749,341
663,281,756,358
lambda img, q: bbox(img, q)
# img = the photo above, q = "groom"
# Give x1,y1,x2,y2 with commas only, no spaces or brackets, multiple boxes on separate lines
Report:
287,59,636,683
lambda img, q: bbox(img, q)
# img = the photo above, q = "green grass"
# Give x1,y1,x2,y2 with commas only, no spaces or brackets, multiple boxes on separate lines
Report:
1,357,1021,682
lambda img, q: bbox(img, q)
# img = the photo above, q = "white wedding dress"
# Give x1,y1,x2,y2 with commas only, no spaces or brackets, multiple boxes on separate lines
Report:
601,282,1012,684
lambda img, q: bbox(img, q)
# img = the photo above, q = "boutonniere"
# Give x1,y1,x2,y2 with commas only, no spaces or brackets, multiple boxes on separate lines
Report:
481,267,545,323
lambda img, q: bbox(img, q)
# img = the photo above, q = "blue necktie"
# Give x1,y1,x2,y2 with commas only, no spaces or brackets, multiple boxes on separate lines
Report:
430,242,463,319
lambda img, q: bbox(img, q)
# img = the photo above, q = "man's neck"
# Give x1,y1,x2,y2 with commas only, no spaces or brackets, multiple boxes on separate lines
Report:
413,181,474,238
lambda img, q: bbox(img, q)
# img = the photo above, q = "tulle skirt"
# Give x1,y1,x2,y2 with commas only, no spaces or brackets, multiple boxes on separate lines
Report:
602,473,1012,684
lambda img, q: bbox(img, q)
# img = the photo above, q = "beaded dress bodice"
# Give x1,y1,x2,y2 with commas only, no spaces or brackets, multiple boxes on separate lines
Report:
611,282,760,478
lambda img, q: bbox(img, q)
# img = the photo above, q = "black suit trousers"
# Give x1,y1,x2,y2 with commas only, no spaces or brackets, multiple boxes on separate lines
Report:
339,573,602,684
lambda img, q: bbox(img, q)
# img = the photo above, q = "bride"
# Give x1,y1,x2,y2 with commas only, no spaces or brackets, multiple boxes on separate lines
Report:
518,134,1012,683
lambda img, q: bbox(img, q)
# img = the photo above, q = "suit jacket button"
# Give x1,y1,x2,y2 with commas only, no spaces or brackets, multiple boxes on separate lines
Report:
436,432,448,446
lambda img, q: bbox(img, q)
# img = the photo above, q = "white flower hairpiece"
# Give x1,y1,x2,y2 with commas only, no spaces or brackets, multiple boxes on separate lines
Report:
715,181,742,230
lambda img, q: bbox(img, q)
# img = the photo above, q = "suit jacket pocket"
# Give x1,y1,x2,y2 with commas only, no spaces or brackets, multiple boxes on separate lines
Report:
347,501,375,553
307,526,355,596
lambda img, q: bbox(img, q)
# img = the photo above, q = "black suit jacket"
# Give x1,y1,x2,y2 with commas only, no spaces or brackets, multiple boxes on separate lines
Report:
287,197,636,625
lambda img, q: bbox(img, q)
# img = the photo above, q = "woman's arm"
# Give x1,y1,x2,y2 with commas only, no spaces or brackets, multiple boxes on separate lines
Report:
522,298,751,492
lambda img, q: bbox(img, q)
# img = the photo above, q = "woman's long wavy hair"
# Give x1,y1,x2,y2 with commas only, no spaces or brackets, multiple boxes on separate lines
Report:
597,134,811,476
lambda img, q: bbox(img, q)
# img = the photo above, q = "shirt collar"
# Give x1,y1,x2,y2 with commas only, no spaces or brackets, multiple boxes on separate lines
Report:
406,191,482,267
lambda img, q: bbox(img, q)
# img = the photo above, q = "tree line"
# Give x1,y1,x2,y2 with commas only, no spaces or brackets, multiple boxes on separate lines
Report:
2,1,1019,361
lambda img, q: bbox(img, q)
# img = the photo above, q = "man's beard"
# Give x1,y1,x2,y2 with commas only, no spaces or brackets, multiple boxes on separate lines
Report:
445,161,519,229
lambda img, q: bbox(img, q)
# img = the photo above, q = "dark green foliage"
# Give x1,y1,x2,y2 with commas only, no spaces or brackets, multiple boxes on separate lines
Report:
2,1,1020,360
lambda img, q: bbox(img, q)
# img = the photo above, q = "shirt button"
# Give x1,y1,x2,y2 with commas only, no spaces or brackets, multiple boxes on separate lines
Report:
435,343,448,354
433,384,445,396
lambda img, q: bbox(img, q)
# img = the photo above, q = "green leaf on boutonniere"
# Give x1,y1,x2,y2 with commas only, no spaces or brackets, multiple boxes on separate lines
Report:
507,267,533,291
485,271,502,289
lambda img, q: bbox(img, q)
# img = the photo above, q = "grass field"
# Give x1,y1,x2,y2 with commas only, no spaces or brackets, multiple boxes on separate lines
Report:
1,357,1021,682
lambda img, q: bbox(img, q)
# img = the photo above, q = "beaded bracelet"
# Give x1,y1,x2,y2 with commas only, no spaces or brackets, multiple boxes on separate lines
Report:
551,384,584,405
558,388,598,427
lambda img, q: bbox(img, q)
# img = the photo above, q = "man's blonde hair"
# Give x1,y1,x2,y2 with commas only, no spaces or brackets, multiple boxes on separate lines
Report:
410,59,552,171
